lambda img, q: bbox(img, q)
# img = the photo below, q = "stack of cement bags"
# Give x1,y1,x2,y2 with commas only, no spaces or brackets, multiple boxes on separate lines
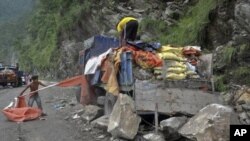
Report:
156,45,187,80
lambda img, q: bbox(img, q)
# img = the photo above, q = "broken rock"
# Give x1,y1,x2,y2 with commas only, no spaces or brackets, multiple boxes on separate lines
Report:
108,94,141,140
143,132,166,141
81,105,103,122
91,115,109,130
234,86,250,104
160,116,187,140
179,104,240,141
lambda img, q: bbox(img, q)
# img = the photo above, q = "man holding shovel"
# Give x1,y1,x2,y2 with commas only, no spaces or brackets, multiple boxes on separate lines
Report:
19,75,47,116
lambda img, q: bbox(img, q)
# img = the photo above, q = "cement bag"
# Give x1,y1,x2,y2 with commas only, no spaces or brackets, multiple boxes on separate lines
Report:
186,71,200,79
158,45,183,54
154,67,163,75
167,67,187,74
166,73,186,80
157,52,186,61
166,61,187,69
186,70,197,75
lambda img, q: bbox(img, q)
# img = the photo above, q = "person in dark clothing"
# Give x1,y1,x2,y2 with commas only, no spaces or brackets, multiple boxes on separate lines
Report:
116,16,139,46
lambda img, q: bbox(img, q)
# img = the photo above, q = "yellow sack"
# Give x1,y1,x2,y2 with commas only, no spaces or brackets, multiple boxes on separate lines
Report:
158,52,186,61
189,75,200,79
167,67,187,74
166,73,186,80
186,70,197,75
159,45,183,54
166,61,187,68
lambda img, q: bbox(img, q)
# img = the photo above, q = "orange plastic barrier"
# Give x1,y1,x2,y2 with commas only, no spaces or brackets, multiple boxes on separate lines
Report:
16,96,27,108
2,75,96,122
2,96,41,122
2,107,42,122
56,75,96,105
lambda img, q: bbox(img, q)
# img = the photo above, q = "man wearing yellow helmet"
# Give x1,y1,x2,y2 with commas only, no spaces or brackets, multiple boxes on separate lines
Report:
116,16,139,46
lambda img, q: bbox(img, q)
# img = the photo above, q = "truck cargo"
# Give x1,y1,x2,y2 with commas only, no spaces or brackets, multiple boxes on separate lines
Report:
78,35,221,116
0,66,23,87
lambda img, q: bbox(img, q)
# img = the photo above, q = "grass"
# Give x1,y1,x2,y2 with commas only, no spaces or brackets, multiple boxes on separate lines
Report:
232,67,250,85
222,46,237,65
214,75,228,92
139,0,220,45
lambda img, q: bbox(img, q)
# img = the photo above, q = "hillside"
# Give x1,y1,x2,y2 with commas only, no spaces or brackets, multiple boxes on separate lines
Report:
0,0,36,64
11,0,250,91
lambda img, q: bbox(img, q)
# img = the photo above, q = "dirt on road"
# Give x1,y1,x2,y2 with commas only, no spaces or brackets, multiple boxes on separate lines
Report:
0,83,109,141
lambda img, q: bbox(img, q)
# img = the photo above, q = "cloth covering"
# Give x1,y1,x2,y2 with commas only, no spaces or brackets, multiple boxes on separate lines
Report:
57,75,96,105
101,57,119,95
2,75,96,122
84,48,112,75
115,46,163,69
2,96,42,122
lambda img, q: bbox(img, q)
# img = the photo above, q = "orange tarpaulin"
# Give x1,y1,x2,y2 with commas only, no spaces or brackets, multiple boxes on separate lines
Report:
56,75,96,105
2,96,41,122
2,75,95,122
115,46,163,69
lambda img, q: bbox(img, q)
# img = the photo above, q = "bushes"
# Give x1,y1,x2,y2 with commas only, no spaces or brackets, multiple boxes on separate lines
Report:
17,0,92,72
139,0,220,46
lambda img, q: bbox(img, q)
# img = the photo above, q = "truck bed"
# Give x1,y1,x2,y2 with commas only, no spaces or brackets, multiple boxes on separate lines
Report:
135,79,221,115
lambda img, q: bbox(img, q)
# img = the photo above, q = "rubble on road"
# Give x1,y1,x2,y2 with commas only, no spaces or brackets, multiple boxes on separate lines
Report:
56,86,249,141
143,132,166,141
91,115,109,130
179,104,240,141
108,94,141,140
81,105,103,122
160,116,188,141
221,85,250,124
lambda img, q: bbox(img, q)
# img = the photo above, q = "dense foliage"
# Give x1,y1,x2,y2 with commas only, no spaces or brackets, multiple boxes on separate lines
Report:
0,0,35,64
16,0,92,72
141,0,219,46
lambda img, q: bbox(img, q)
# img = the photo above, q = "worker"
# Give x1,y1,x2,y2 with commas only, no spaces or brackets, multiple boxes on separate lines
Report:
19,75,47,116
116,16,139,46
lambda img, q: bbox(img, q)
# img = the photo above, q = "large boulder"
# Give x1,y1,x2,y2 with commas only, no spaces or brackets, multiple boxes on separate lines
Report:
160,116,188,141
179,104,240,141
108,94,141,140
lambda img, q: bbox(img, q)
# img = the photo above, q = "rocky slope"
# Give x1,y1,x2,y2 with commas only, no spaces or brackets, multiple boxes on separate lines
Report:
15,0,250,90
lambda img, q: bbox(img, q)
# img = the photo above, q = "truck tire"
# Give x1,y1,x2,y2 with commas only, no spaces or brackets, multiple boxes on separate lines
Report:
104,93,117,115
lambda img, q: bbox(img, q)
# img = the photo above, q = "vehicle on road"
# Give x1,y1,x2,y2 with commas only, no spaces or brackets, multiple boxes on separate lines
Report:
0,66,23,87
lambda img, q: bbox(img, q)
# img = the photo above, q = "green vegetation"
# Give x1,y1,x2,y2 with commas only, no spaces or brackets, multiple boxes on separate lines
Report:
140,0,220,45
214,44,250,91
232,67,250,85
140,18,168,40
214,75,228,92
16,0,93,72
163,0,220,45
0,0,35,63
222,46,237,65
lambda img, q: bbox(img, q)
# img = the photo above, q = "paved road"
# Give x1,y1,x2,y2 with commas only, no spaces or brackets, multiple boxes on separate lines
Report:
0,84,89,141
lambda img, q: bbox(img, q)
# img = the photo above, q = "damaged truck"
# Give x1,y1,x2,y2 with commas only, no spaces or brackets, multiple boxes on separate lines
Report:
77,35,221,117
